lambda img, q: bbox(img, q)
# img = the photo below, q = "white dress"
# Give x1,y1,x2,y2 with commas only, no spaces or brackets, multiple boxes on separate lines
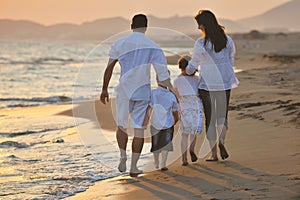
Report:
173,75,203,134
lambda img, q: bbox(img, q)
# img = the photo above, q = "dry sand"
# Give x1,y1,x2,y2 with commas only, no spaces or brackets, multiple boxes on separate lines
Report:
64,34,300,199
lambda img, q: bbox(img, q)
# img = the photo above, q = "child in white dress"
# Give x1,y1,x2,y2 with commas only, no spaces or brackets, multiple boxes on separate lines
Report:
173,55,203,166
150,78,179,171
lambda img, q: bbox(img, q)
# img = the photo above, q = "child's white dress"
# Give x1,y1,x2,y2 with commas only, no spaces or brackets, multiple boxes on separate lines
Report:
174,75,203,134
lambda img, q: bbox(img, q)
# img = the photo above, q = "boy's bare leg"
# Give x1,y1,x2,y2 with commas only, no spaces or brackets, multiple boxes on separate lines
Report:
161,150,168,170
153,152,159,169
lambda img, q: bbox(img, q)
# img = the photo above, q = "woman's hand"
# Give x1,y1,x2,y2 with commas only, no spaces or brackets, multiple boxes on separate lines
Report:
181,71,188,76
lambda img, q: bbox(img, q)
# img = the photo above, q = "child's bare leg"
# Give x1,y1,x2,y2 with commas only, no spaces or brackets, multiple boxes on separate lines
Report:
161,151,168,170
153,152,159,169
189,134,198,162
181,134,188,165
189,134,197,152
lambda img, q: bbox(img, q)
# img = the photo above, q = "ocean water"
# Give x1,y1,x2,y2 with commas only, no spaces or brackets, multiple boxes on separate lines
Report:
0,39,192,199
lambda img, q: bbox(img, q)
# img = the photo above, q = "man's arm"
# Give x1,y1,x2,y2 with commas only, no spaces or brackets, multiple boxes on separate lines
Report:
100,59,118,104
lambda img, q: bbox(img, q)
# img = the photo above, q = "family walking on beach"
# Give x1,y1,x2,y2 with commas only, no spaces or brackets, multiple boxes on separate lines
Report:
100,10,239,177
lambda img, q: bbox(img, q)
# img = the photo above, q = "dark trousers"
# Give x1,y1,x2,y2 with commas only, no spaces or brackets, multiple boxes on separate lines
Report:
150,126,174,153
199,89,231,140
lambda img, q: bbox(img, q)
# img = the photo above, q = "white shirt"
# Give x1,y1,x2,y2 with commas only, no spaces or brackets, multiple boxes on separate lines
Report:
150,86,178,130
173,75,199,97
109,32,170,100
186,35,239,91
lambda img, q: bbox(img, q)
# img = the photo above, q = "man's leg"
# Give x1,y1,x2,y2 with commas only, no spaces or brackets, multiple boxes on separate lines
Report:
130,128,144,175
117,127,128,172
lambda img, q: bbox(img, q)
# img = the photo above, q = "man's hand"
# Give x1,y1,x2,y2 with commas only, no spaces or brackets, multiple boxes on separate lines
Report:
100,90,109,104
100,59,117,104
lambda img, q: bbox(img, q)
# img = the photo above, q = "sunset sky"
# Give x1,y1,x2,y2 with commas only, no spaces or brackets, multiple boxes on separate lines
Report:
0,0,290,25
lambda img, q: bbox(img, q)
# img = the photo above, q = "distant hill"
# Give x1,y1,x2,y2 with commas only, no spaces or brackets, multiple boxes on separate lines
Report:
238,0,300,32
148,15,248,34
1,1,298,41
0,16,247,41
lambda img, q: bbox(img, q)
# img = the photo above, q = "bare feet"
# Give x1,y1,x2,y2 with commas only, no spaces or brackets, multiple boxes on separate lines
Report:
218,143,229,160
129,168,143,177
154,162,159,169
118,157,127,172
190,151,198,162
205,157,218,162
161,167,168,171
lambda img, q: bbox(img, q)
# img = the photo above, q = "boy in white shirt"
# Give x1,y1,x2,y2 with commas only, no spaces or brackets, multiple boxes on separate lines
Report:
149,76,179,171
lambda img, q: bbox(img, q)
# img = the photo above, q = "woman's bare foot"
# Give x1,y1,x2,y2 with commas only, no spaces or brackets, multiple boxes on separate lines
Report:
205,156,218,162
219,143,229,160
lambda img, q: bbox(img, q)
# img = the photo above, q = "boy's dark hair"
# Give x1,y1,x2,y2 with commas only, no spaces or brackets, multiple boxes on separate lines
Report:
178,55,192,70
131,14,148,29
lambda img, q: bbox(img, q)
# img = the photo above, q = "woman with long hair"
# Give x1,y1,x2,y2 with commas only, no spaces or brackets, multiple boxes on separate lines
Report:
186,10,239,161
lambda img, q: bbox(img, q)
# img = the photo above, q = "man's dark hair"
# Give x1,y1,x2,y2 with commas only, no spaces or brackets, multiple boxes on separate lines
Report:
131,14,148,29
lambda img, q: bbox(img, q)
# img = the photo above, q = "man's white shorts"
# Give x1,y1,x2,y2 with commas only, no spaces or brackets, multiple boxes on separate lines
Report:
116,96,150,129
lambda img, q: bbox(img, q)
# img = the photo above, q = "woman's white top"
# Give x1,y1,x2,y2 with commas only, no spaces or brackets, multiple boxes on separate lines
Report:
186,35,239,91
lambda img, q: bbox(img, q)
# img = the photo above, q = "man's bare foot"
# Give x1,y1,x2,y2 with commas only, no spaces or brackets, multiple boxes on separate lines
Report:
118,157,127,172
129,168,143,177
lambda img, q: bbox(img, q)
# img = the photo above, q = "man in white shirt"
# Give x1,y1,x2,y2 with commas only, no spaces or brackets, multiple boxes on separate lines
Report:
100,14,174,177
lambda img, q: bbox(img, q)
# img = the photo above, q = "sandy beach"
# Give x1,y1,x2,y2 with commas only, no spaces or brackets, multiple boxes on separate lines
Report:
1,33,299,199
65,34,300,200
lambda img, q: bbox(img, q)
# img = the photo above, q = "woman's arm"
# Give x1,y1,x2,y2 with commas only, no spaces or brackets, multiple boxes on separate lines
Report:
186,40,203,75
172,111,179,125
228,37,236,67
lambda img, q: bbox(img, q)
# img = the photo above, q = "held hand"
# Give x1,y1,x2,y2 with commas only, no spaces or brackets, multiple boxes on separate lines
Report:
100,90,109,104
181,71,188,76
